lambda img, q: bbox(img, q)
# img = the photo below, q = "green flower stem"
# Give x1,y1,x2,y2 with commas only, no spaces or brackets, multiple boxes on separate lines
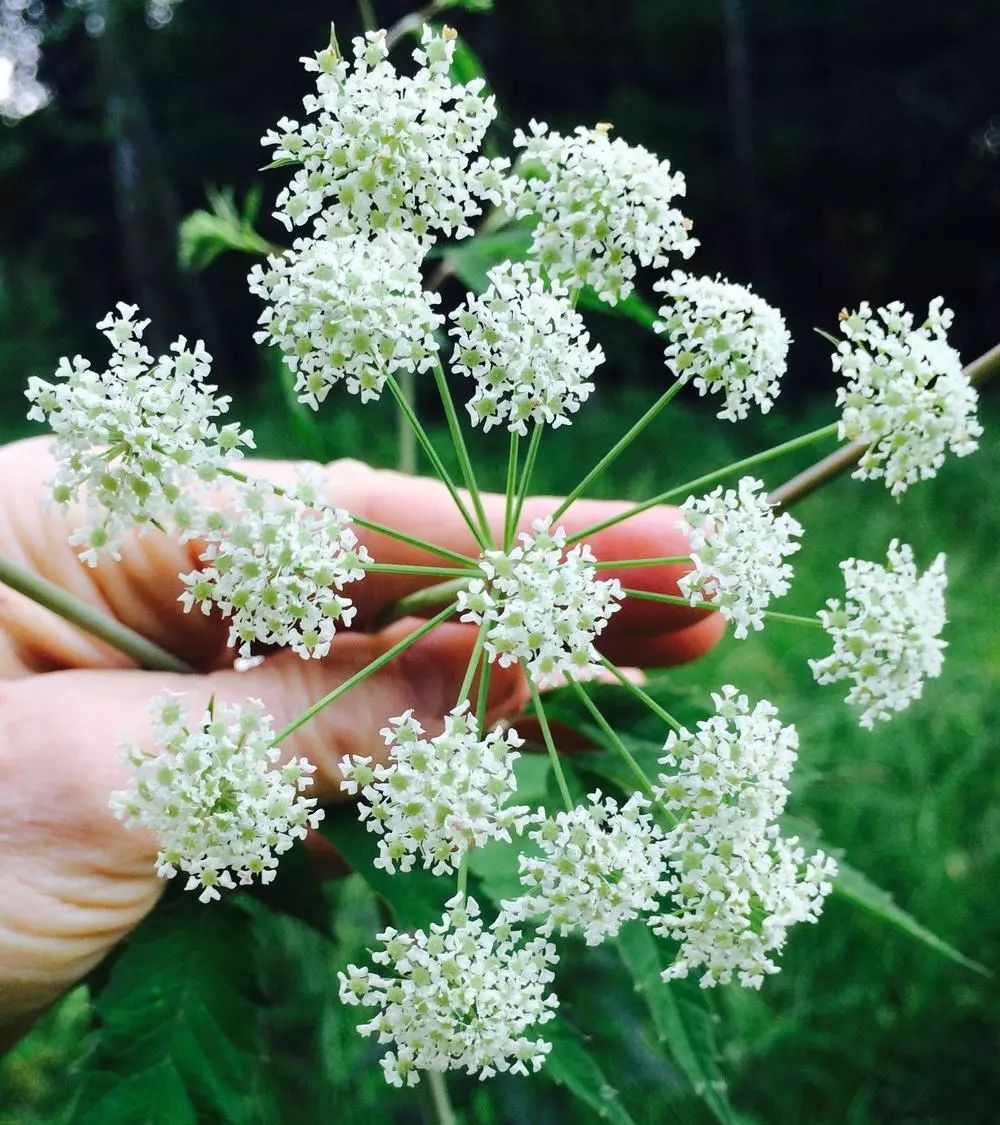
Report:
566,421,839,545
528,681,574,812
621,587,821,628
457,621,490,705
597,656,683,733
503,430,520,551
456,853,469,900
395,367,418,476
426,1070,457,1125
594,556,690,570
374,576,470,628
431,361,492,546
386,375,488,551
550,380,685,522
273,604,457,745
217,467,477,568
475,658,492,734
0,553,193,674
566,679,657,801
511,422,544,536
361,562,480,578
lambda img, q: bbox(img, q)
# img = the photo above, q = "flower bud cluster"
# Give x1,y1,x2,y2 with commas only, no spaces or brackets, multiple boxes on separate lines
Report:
654,272,790,421
653,687,836,988
25,304,252,565
339,894,559,1087
248,229,442,407
834,298,981,496
457,519,623,686
263,28,506,242
179,479,370,659
677,477,803,638
506,120,697,303
110,693,322,902
502,790,670,946
449,262,605,433
339,704,529,875
810,540,947,729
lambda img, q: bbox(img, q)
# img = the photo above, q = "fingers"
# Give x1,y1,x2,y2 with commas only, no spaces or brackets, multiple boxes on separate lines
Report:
0,617,524,1023
0,439,714,676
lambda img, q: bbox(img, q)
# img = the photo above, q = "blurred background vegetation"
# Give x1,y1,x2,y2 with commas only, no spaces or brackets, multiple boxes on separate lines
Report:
1,1,998,1122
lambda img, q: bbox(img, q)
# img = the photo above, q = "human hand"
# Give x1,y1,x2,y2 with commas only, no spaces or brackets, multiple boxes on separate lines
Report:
0,436,724,1042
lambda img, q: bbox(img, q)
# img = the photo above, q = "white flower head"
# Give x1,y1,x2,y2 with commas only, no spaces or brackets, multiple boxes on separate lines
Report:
652,687,836,988
677,477,803,639
810,540,947,728
834,298,981,496
263,27,506,241
502,790,670,946
25,304,253,565
654,272,790,421
339,704,529,875
506,120,697,303
179,478,370,659
456,519,623,687
110,693,323,902
449,262,605,434
339,894,559,1087
248,229,442,407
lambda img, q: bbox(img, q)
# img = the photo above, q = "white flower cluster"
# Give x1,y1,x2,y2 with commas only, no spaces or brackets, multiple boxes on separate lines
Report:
263,27,505,241
654,272,790,422
339,894,559,1087
110,693,323,902
810,540,947,729
506,120,697,303
449,262,605,433
834,298,981,496
653,687,837,988
677,476,803,639
502,791,670,946
25,304,252,565
457,520,623,686
248,229,442,407
0,0,49,122
179,479,370,659
339,704,529,875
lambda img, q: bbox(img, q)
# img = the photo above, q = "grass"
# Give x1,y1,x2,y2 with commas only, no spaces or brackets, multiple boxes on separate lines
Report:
0,380,997,1123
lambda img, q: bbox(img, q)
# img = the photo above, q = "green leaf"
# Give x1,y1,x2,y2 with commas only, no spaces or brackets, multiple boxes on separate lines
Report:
576,286,660,331
246,837,333,938
832,859,990,977
178,185,279,271
440,225,535,292
617,923,740,1125
545,1017,638,1125
71,895,264,1124
320,805,453,930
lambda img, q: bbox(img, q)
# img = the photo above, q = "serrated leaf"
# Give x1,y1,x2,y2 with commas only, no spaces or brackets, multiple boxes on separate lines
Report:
545,1017,637,1125
617,922,740,1125
832,860,990,977
71,895,262,1124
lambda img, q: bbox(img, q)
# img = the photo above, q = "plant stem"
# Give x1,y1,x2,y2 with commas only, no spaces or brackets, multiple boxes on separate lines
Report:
594,556,690,570
0,554,193,674
551,380,685,521
273,604,456,744
375,577,470,628
457,854,469,900
217,466,477,567
426,1070,457,1125
475,658,492,734
769,340,1000,509
597,656,683,733
457,621,489,705
432,361,492,546
503,430,520,551
395,367,418,476
362,562,479,578
386,375,487,550
567,679,657,800
621,587,820,629
511,423,543,536
528,681,574,811
566,422,839,545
